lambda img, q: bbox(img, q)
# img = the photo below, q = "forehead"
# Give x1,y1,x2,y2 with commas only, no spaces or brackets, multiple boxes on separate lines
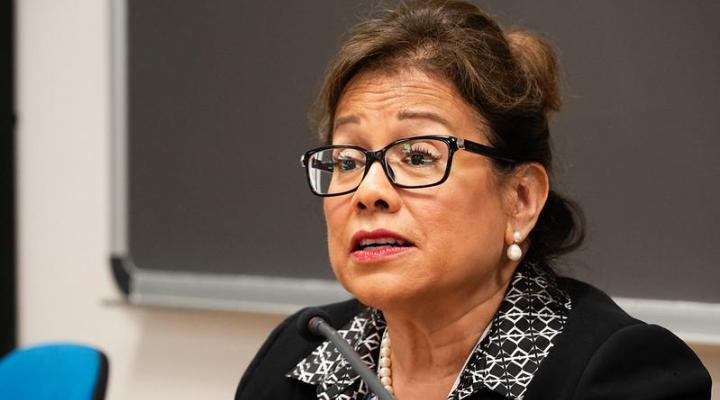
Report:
334,68,486,133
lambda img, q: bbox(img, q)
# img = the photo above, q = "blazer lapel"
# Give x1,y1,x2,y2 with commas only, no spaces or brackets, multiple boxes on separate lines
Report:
452,262,571,400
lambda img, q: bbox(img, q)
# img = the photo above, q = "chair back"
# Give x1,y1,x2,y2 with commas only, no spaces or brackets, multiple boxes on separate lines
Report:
0,343,109,400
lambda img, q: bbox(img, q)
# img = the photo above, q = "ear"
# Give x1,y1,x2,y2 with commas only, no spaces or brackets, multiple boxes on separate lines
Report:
504,162,549,245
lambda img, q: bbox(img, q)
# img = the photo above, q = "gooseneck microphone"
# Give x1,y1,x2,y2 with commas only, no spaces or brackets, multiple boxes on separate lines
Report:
297,308,396,400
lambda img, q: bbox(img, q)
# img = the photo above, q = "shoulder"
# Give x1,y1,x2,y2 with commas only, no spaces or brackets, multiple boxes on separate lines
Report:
526,277,712,400
234,298,364,400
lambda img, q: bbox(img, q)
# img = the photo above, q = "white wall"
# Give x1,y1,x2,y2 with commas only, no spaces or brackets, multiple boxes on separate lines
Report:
16,1,284,399
15,1,718,399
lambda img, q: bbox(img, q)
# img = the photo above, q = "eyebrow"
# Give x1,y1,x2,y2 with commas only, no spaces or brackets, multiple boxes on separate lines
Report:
333,115,360,130
397,110,452,128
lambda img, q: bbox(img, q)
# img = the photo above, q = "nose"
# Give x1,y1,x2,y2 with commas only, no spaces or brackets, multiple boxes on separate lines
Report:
352,160,401,212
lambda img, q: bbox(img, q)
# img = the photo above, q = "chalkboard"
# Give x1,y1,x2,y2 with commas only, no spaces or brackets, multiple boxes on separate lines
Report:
111,0,720,334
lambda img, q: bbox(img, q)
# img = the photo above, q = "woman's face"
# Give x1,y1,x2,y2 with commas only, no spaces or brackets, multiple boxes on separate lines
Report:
324,68,513,311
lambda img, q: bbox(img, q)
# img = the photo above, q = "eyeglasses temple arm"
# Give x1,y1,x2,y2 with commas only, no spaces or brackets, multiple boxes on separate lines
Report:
458,138,517,164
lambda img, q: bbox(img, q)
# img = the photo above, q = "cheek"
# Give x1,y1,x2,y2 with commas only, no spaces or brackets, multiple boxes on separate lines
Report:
422,173,507,264
323,198,350,268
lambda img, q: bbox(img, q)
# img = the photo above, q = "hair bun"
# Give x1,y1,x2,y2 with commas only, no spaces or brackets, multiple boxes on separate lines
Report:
505,30,561,114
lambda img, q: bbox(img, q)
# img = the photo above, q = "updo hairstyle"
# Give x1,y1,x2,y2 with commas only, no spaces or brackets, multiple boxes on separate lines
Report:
312,0,585,265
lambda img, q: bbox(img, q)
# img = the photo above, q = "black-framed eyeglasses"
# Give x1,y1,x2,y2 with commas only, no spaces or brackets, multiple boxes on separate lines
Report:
300,135,517,197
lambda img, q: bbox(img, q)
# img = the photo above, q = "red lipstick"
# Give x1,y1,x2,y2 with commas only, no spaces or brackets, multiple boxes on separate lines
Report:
350,229,416,263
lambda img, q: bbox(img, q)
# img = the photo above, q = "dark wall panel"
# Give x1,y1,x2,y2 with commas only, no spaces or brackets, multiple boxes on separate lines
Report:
124,1,720,302
1,0,17,357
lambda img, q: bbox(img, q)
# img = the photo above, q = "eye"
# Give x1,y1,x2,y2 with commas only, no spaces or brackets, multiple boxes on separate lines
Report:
401,143,441,167
335,151,364,172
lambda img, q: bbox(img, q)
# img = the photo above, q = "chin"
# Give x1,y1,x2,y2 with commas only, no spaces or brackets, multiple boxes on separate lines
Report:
336,270,420,311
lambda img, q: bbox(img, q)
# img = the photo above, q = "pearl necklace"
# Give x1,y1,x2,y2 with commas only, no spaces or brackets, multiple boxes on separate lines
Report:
378,330,394,395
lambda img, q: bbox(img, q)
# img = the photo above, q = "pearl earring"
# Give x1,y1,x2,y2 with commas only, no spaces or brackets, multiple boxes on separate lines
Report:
507,230,523,261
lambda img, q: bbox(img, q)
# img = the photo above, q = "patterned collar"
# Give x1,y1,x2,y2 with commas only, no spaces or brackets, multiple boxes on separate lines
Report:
287,261,571,400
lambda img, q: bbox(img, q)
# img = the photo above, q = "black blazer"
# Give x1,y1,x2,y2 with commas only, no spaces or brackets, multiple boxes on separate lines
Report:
235,278,712,399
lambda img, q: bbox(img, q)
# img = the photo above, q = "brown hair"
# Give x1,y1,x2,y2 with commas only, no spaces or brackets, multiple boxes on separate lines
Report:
313,0,584,264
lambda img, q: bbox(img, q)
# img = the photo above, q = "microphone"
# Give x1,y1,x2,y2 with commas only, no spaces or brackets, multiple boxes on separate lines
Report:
297,308,396,400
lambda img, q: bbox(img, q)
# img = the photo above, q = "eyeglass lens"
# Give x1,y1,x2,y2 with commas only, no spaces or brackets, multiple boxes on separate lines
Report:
307,138,450,195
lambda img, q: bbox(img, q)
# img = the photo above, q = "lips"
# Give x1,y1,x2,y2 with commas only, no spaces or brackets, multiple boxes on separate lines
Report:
350,229,416,263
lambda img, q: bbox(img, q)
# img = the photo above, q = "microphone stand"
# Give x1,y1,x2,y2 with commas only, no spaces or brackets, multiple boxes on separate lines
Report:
309,316,396,400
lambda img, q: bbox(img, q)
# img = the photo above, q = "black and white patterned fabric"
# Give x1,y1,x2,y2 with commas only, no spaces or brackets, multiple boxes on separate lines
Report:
287,261,571,400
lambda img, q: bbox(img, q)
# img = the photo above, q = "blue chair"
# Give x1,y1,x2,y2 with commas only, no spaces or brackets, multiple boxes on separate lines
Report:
0,343,109,400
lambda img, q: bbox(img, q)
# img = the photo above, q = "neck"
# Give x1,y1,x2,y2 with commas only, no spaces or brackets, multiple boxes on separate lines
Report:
380,262,516,394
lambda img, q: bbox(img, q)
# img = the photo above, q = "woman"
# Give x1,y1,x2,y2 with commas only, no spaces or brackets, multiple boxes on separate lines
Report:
236,1,711,399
